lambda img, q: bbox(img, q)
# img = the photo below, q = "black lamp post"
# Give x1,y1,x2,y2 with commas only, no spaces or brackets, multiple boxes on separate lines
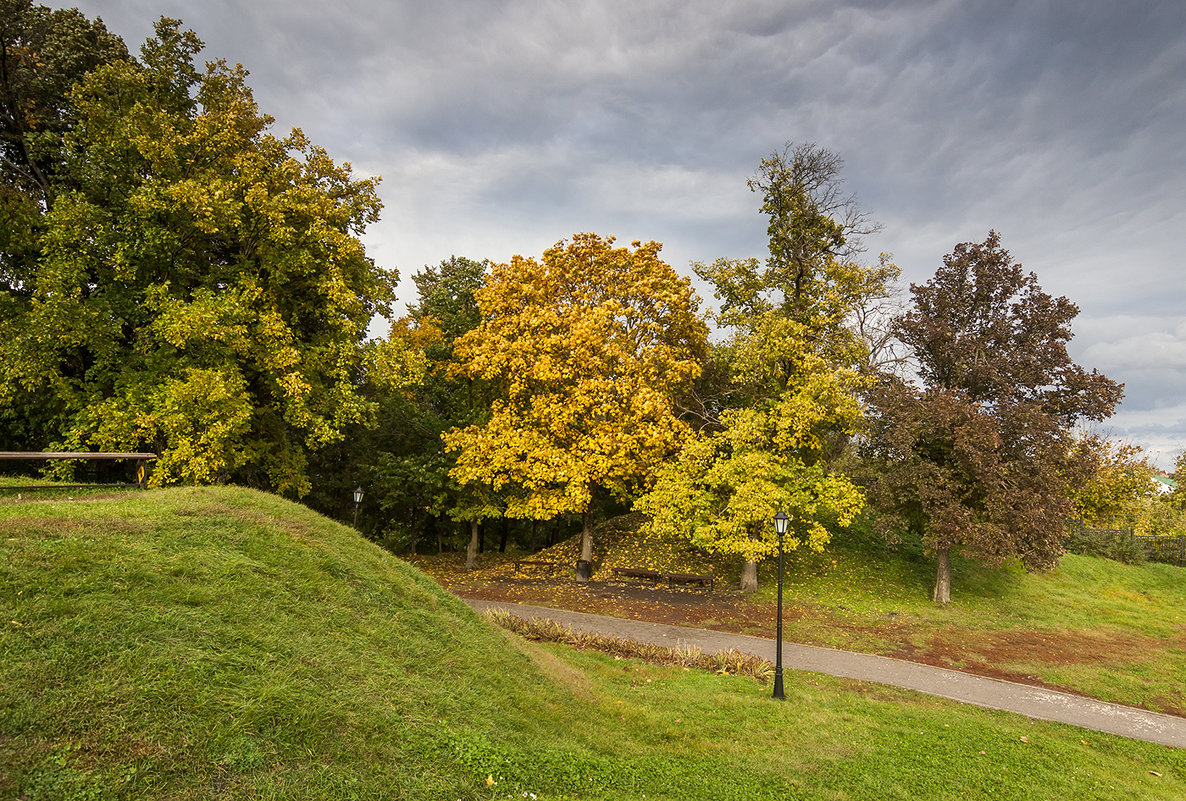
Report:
772,510,790,700
352,486,364,529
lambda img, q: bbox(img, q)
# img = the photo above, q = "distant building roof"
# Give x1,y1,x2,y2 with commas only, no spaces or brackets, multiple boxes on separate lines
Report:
1153,475,1178,493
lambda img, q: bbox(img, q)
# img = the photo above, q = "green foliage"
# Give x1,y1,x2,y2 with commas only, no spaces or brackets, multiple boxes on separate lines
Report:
346,256,495,549
1170,451,1186,510
1065,521,1147,565
637,407,864,563
1071,435,1158,528
0,16,396,495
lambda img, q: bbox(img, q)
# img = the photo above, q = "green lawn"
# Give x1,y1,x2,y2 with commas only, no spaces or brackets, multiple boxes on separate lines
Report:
2,488,1182,799
431,512,1186,715
761,522,1186,713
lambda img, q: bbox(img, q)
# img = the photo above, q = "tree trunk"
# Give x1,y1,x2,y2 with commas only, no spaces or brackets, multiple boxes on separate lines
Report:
740,524,760,592
574,510,593,586
576,486,599,582
498,516,509,553
579,509,594,561
478,522,485,553
740,559,758,592
466,520,479,570
933,546,951,604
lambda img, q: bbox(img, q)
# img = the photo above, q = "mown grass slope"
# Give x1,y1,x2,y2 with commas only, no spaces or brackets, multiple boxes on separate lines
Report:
2,488,1183,800
2,487,589,799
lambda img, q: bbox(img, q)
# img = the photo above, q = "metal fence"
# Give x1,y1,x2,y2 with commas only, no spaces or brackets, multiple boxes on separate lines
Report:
1066,520,1186,567
1136,533,1186,567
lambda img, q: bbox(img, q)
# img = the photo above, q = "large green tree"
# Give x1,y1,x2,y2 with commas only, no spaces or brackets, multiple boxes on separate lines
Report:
0,17,396,495
862,232,1123,603
0,0,127,207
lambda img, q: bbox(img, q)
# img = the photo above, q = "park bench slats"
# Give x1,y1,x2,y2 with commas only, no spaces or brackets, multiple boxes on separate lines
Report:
665,572,714,590
611,567,714,591
611,567,662,582
513,559,564,572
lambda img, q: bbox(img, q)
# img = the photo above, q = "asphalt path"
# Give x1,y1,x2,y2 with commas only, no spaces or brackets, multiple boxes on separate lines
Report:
464,598,1186,749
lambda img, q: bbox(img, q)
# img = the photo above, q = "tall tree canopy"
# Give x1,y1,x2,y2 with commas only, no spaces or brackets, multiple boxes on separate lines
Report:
862,232,1123,603
363,256,496,566
0,16,396,495
444,233,708,576
639,143,885,590
0,0,127,207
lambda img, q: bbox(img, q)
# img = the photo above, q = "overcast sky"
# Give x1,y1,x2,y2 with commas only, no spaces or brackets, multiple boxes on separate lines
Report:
64,0,1186,468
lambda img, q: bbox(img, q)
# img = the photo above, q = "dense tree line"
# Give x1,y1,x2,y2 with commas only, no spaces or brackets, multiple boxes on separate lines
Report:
1,5,399,495
4,3,1158,602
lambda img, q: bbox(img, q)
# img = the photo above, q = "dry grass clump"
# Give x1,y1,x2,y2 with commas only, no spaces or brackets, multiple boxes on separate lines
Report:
485,608,773,682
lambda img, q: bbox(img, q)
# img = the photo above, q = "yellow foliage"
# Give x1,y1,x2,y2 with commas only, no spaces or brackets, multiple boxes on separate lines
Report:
444,233,708,517
636,410,864,564
636,285,867,564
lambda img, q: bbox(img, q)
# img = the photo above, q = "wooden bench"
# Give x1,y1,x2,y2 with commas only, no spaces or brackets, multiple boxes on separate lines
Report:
665,572,714,590
513,559,564,573
0,451,156,489
611,567,662,583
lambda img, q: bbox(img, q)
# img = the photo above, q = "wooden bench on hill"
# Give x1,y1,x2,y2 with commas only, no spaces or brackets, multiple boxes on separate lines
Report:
665,572,714,591
513,559,564,574
611,567,662,583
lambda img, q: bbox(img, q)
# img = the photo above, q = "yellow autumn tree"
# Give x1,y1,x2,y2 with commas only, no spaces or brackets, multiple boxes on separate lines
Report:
442,233,708,578
634,326,866,589
637,143,888,590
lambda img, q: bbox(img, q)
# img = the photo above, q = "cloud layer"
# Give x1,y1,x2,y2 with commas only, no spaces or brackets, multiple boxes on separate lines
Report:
68,0,1186,467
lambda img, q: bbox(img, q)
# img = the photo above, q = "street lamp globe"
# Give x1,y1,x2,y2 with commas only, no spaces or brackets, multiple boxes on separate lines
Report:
773,510,789,536
352,486,364,529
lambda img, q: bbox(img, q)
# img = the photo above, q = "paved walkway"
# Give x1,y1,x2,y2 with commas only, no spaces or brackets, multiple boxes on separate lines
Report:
464,598,1186,749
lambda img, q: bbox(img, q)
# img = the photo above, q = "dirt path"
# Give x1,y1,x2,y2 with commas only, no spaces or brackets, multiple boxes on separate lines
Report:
465,597,1186,749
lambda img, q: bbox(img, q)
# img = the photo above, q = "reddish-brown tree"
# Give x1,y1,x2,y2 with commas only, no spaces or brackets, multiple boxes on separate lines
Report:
863,232,1122,603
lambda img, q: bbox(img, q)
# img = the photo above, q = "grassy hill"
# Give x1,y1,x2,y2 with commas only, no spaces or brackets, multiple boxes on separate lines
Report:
2,488,1183,799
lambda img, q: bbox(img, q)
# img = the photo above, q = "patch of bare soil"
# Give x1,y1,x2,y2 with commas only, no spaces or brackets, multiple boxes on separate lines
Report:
884,628,1186,715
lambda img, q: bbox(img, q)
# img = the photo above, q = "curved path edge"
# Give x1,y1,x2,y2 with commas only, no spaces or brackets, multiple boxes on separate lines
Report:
464,598,1186,749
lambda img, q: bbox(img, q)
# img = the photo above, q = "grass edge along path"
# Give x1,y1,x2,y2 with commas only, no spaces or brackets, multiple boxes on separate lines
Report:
470,598,1186,749
483,608,774,681
418,511,1186,716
